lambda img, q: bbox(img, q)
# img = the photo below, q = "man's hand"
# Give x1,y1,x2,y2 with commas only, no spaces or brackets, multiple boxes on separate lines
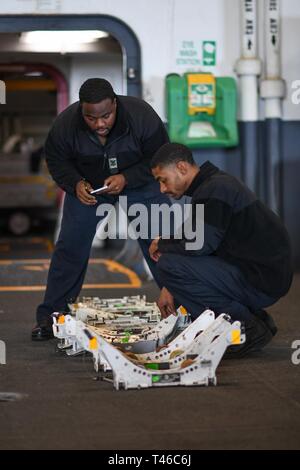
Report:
149,237,161,262
157,287,176,318
104,174,127,195
75,180,97,205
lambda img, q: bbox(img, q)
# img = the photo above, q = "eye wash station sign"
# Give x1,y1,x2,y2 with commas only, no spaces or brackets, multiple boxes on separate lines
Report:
176,40,217,67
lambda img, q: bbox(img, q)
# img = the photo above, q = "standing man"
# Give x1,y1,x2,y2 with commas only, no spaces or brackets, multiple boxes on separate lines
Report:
32,78,170,340
149,143,293,357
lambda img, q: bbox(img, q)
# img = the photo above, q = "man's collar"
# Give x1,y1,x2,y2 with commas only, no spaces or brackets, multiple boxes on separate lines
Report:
185,161,219,196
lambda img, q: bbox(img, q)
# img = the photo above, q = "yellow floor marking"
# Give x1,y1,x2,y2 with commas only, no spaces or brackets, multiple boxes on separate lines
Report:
0,258,141,292
22,265,49,272
0,237,54,252
45,239,54,252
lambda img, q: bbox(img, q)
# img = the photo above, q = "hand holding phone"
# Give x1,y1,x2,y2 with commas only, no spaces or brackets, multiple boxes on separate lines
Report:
90,185,109,195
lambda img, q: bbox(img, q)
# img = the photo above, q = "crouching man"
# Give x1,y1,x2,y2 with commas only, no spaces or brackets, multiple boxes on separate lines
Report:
149,143,293,357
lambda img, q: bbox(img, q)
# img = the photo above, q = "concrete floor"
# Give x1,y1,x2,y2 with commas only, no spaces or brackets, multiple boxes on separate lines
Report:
0,238,299,450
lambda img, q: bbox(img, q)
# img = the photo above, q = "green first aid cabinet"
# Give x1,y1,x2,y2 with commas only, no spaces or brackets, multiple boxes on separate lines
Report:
166,73,238,148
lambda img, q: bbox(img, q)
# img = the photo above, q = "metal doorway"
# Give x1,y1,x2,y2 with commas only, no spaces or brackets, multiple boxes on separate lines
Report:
0,14,142,97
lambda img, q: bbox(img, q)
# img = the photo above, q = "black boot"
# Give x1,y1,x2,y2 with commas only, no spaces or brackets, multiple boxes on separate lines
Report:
252,309,278,336
31,317,54,341
224,314,274,359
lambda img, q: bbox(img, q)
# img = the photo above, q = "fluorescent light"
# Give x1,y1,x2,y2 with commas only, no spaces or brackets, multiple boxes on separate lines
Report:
21,30,108,47
25,71,43,77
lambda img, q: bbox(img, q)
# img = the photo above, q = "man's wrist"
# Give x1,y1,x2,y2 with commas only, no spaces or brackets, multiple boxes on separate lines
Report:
75,179,88,194
121,173,127,185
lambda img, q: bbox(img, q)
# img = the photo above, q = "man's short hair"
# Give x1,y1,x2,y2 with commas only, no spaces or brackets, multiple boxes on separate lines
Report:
151,143,195,168
79,78,116,104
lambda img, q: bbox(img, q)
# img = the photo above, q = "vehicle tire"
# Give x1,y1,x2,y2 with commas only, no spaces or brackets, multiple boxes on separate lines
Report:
8,211,31,235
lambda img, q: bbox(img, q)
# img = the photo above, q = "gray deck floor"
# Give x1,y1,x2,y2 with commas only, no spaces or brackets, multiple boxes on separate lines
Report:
0,239,299,450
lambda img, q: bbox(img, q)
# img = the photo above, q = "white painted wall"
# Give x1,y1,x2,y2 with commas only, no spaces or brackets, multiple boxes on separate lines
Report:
0,0,299,120
69,54,123,104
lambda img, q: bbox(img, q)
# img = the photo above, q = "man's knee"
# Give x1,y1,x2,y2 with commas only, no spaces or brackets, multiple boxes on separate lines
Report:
156,253,189,282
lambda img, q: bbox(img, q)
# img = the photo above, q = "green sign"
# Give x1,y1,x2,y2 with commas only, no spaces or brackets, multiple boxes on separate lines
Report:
202,41,216,66
176,40,217,67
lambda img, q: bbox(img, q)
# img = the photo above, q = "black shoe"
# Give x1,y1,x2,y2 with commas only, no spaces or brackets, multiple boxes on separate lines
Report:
224,315,274,359
31,320,54,341
252,309,278,336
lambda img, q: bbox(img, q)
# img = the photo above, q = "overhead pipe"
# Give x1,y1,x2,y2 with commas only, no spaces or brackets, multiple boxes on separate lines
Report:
260,0,285,214
235,0,262,192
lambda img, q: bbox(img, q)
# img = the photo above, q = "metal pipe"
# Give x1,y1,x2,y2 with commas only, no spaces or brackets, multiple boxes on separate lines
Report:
235,0,262,192
260,0,285,214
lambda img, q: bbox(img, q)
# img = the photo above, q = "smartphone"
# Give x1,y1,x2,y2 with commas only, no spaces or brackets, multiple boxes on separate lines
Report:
90,185,109,195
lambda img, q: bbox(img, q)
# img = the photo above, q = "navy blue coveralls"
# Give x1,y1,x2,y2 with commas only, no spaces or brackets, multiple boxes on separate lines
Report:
37,96,170,322
156,162,293,323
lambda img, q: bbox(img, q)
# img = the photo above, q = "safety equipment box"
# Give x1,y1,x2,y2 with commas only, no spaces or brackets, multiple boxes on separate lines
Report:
166,72,238,148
